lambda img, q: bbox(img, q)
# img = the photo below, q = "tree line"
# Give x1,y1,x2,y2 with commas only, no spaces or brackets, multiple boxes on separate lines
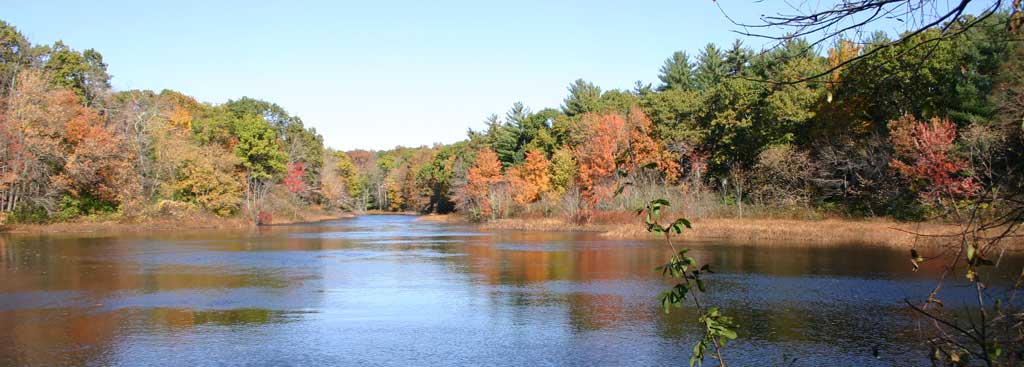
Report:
342,13,1022,224
0,20,326,224
1,12,1021,225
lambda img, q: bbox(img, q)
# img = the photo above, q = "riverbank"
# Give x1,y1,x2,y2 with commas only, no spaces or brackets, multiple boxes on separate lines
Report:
0,210,354,234
421,215,1023,248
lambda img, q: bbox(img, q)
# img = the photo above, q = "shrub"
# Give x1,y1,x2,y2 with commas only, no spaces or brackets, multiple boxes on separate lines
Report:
256,210,273,225
56,194,116,221
9,205,49,224
751,144,816,207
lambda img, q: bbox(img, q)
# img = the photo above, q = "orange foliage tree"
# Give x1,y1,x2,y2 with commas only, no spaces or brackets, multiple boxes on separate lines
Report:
572,108,680,221
507,149,551,205
624,107,680,181
54,89,137,205
464,148,503,218
1,70,135,214
574,112,627,216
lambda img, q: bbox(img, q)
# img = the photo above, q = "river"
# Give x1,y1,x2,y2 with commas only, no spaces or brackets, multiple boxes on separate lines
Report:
1,215,1020,366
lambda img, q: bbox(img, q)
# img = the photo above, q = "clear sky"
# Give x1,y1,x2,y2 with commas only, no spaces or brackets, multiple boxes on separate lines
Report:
1,0,980,151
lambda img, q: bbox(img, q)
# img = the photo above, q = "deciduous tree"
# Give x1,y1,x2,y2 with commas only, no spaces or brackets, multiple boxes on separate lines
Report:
507,150,552,205
463,148,503,219
889,115,980,204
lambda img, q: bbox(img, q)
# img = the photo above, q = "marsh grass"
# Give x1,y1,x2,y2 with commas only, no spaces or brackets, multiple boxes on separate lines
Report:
483,213,1024,248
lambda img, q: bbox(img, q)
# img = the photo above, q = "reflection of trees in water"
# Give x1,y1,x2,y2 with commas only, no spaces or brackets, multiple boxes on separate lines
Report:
459,233,672,285
449,231,1002,360
565,293,653,332
0,307,300,366
454,233,670,332
0,234,304,366
649,301,923,362
158,307,302,327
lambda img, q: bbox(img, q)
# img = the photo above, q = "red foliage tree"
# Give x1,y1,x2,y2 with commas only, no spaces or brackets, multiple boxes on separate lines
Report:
284,161,306,193
889,115,980,203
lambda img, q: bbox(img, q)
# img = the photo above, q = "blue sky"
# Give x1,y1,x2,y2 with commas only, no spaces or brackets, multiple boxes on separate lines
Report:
1,0,985,150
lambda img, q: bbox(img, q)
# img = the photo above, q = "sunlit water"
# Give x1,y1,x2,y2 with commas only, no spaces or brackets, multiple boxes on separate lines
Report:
1,215,1021,366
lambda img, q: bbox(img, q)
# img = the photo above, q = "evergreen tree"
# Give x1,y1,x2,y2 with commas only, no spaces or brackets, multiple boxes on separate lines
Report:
694,43,728,91
725,40,752,76
562,79,602,117
657,51,694,91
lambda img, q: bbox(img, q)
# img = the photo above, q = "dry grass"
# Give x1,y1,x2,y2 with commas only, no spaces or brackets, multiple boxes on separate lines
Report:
415,214,469,224
1,216,252,234
483,216,1024,248
481,217,606,232
0,207,353,235
263,205,354,226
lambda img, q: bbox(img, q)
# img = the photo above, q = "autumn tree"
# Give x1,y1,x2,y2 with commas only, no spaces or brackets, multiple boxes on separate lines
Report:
320,150,358,210
0,70,133,217
462,148,503,219
54,91,136,208
284,162,306,193
889,115,980,205
549,147,576,194
574,112,627,219
825,39,861,102
170,146,243,217
624,107,680,181
0,70,64,214
507,150,552,205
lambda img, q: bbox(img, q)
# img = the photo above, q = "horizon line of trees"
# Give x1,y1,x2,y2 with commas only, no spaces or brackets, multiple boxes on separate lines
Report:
336,12,1023,224
2,12,1022,225
0,20,330,224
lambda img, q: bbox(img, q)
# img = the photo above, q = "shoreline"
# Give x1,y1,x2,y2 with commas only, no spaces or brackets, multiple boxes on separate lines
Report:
428,214,1023,248
5,212,1020,249
0,211,355,235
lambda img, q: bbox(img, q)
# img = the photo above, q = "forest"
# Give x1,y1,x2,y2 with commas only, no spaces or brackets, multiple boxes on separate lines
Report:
0,12,1022,226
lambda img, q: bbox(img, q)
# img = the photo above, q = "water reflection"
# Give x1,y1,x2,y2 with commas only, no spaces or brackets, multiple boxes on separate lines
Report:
0,215,1020,366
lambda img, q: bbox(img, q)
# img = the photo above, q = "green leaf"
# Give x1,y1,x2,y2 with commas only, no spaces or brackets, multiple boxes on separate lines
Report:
718,328,738,340
650,199,671,206
670,218,692,234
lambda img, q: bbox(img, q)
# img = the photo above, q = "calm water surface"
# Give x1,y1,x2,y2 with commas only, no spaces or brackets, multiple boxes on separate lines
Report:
1,215,1021,366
